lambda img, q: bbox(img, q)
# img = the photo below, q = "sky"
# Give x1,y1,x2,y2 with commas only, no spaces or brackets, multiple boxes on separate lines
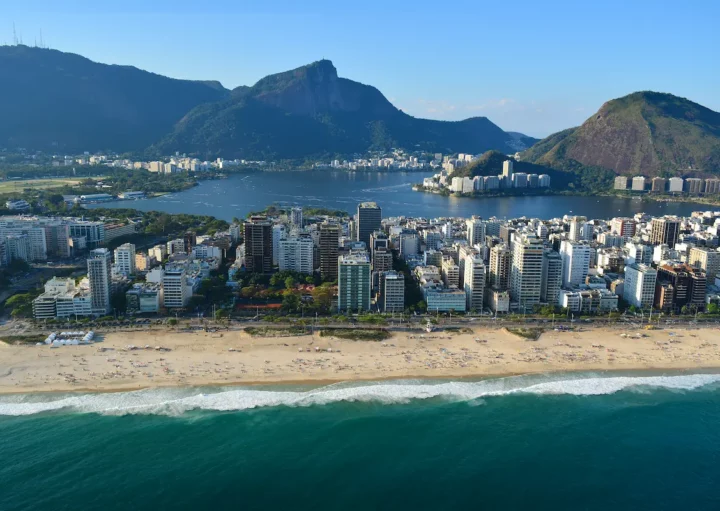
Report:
2,0,718,138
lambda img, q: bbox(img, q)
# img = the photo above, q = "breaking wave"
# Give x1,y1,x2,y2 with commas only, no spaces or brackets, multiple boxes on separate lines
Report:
1,373,719,417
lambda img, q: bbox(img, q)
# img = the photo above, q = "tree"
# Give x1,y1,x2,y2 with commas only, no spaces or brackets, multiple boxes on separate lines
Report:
708,303,719,315
215,308,228,319
48,194,65,206
282,292,301,312
240,286,256,298
111,291,126,314
285,276,296,290
311,285,333,311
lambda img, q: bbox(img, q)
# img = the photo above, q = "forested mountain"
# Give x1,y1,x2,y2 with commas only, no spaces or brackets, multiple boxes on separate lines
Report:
154,59,538,159
0,45,229,152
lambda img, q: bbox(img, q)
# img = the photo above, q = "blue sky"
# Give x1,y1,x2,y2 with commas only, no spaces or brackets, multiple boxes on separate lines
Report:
2,0,718,137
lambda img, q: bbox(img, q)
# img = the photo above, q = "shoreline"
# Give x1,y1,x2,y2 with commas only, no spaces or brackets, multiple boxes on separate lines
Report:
1,366,719,397
3,324,720,396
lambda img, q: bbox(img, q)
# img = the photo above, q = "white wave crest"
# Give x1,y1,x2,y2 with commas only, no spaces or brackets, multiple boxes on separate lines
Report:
1,373,719,417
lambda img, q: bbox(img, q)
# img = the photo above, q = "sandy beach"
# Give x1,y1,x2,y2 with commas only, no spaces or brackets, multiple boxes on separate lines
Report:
2,325,720,394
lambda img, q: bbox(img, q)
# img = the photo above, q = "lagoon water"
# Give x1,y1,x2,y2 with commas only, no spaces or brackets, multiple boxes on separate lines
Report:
88,170,704,220
3,373,720,510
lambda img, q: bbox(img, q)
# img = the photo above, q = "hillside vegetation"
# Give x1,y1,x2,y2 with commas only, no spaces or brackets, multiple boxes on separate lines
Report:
521,92,720,177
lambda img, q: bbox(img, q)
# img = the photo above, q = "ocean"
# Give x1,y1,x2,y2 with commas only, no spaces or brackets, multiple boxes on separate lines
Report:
2,372,720,510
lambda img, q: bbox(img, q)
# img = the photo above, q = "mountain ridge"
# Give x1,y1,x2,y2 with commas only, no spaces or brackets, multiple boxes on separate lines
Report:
0,45,230,152
154,59,538,159
521,91,720,177
0,48,537,158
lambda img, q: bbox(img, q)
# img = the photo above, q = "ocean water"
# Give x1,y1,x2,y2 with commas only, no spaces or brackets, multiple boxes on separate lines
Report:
3,372,720,510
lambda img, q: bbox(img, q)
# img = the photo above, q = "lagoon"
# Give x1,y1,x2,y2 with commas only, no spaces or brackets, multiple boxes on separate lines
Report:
88,170,705,220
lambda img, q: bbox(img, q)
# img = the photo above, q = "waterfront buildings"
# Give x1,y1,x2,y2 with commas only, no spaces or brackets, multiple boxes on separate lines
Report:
338,252,371,311
162,266,189,309
488,244,511,290
379,270,405,312
87,248,112,316
357,202,382,248
319,223,340,281
510,235,544,310
244,216,273,274
623,263,657,309
463,253,485,312
560,240,592,287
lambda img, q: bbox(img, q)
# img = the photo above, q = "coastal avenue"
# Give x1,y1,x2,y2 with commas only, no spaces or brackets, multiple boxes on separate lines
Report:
86,171,704,221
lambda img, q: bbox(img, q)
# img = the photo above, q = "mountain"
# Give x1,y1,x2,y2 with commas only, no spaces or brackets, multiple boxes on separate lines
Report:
521,92,720,177
0,45,229,152
155,60,538,159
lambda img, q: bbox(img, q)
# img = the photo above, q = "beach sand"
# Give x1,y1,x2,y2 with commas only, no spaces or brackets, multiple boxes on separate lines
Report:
1,325,720,394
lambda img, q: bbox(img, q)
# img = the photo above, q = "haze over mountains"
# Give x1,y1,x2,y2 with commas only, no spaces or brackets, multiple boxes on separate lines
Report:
0,45,718,180
0,46,535,159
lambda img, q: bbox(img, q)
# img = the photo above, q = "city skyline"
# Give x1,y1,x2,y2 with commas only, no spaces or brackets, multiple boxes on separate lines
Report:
2,0,718,137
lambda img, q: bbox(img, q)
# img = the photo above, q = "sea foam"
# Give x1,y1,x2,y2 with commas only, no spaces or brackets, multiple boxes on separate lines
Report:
1,373,719,417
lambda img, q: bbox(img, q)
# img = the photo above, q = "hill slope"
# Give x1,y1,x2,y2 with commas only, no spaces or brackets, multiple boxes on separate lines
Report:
521,92,720,176
0,45,229,152
155,60,538,159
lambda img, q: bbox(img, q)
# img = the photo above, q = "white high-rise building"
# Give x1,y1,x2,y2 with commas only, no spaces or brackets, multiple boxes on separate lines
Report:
688,247,720,282
0,220,47,261
162,266,189,309
510,235,544,310
568,216,589,242
379,270,405,312
441,255,460,288
463,253,486,312
623,263,657,309
272,224,286,266
489,244,511,291
166,238,185,255
536,224,549,240
278,236,314,274
560,240,592,287
4,234,31,263
466,218,486,246
113,243,136,276
399,232,419,258
626,241,653,266
290,207,303,227
668,177,684,193
87,248,112,316
502,160,514,180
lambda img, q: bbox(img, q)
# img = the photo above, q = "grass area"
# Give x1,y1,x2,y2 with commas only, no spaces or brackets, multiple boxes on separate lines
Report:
244,326,308,337
444,327,473,334
319,328,392,341
507,327,545,341
0,334,47,345
0,178,87,193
